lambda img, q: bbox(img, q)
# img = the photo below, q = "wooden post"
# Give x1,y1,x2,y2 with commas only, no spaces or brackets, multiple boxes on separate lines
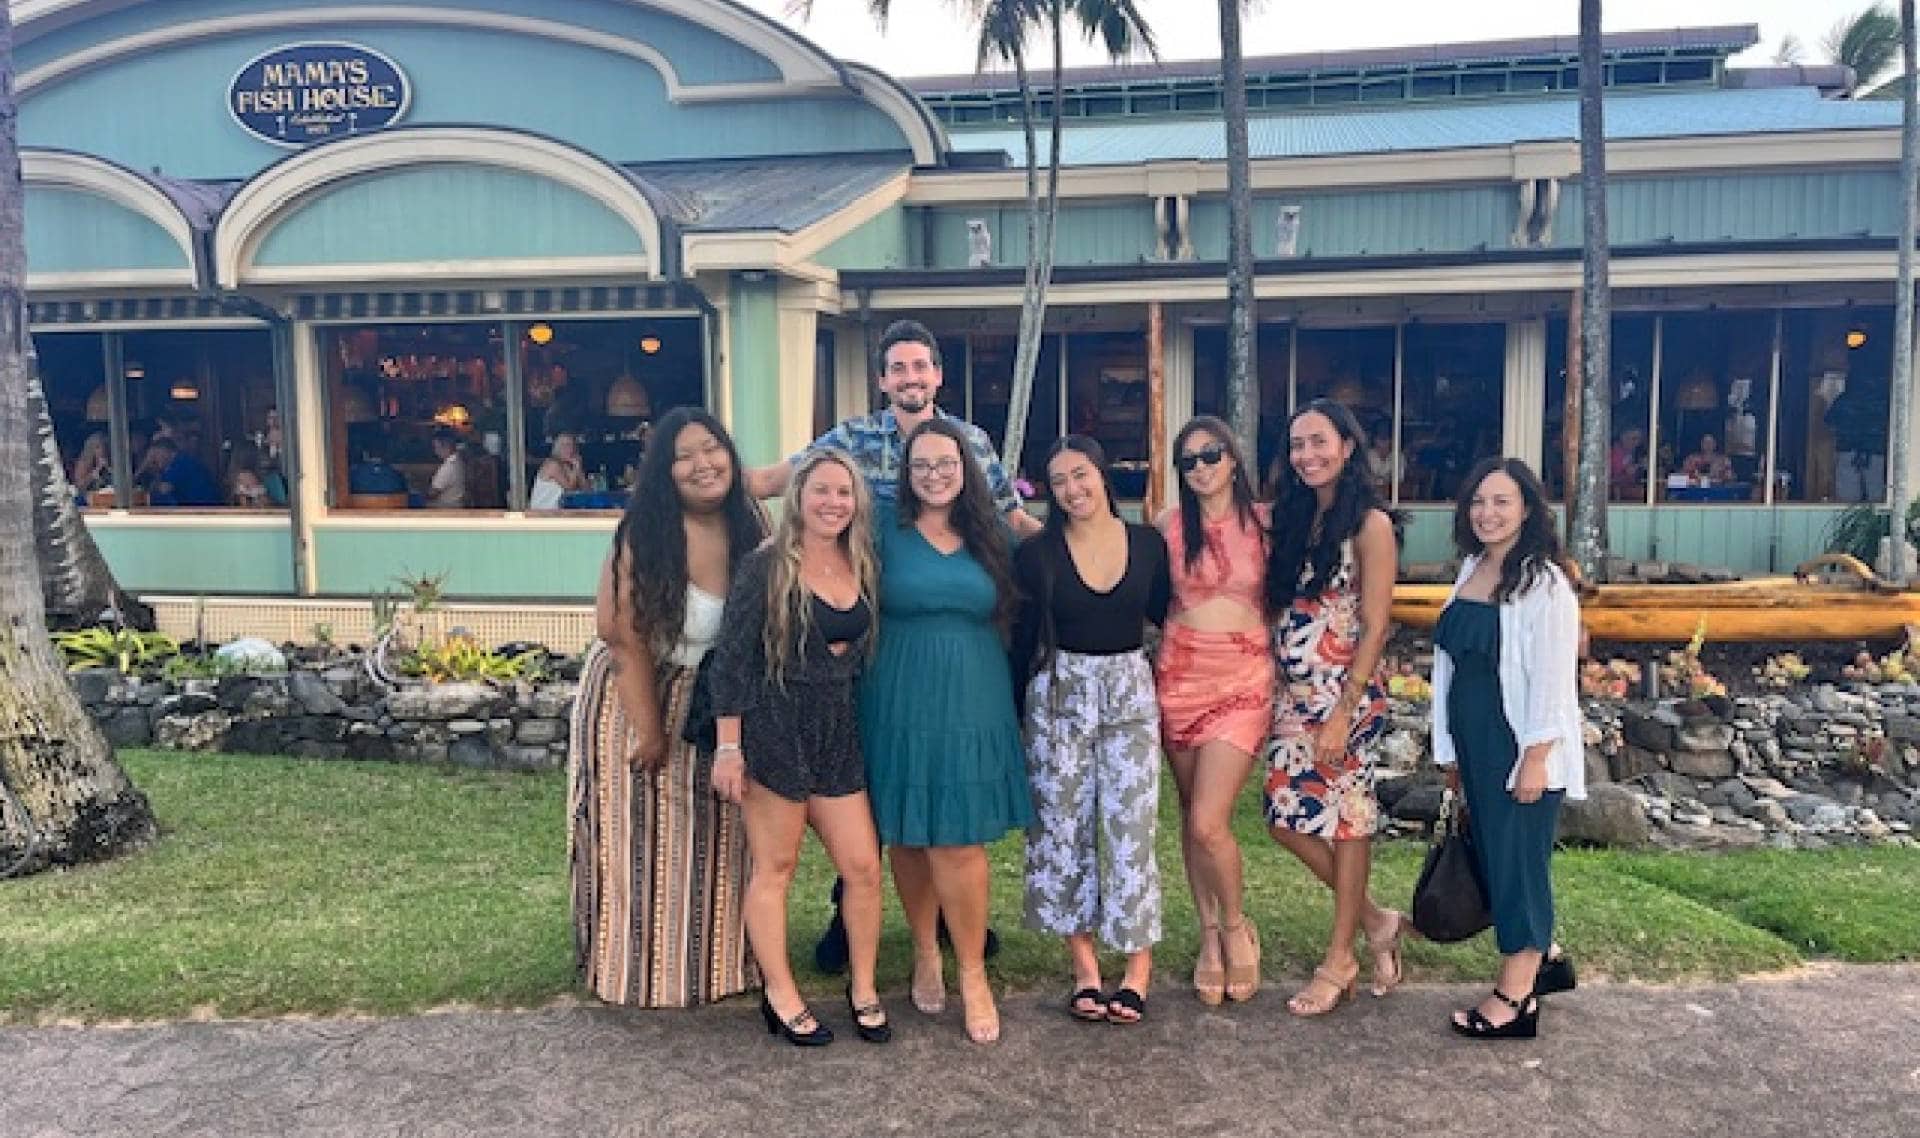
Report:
1146,301,1167,518
1564,290,1583,545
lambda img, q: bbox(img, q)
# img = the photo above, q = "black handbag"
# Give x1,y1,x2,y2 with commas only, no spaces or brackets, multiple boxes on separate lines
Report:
1411,790,1493,944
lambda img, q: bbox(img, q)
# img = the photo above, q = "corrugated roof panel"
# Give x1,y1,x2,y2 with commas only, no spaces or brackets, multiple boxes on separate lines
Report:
946,88,1901,167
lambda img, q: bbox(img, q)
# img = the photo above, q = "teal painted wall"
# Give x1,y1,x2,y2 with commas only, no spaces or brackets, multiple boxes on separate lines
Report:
922,200,1158,268
89,522,297,594
1554,171,1901,247
1190,186,1513,260
312,526,611,599
19,6,911,178
254,166,646,267
727,274,783,465
816,205,913,270
25,186,186,273
1399,505,1843,575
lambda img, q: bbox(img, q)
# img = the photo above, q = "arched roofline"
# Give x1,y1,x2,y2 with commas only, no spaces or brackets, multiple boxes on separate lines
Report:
21,148,202,288
213,126,669,288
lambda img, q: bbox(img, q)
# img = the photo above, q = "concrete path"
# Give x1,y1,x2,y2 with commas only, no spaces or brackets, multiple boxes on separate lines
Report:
4,966,1917,1138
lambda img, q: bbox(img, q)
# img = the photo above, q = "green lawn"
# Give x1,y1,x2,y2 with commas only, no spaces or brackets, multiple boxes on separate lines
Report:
1,750,1914,1023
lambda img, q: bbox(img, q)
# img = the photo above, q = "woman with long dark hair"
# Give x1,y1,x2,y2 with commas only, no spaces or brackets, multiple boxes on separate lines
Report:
1263,399,1408,1017
709,449,890,1047
1432,457,1585,1039
568,408,766,1008
861,418,1030,1044
1155,416,1270,1005
1014,436,1171,1025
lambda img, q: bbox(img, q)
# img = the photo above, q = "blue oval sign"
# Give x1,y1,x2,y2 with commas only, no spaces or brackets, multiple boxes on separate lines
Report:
228,42,411,148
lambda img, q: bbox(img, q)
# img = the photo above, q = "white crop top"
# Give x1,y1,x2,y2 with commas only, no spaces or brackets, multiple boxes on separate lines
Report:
669,584,725,666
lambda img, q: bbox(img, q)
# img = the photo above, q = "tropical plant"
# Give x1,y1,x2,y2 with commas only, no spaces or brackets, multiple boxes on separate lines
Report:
788,1,1156,472
1823,499,1920,563
394,569,448,612
1825,4,1902,96
1657,618,1727,700
398,633,547,684
51,627,181,674
1568,0,1612,581
1579,657,1642,701
160,651,286,681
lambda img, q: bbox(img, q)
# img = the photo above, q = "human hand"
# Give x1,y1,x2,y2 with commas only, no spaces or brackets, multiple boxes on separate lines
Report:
1314,707,1352,768
628,729,668,771
1512,749,1550,804
711,752,746,803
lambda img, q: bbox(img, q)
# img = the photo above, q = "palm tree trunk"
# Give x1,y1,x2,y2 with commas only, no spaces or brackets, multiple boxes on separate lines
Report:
0,7,157,877
1003,44,1044,476
1219,0,1259,459
1891,0,1917,583
1003,6,1067,475
1569,0,1612,580
28,348,155,630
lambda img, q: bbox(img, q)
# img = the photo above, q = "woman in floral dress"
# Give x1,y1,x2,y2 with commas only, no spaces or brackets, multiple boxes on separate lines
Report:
1263,399,1413,1017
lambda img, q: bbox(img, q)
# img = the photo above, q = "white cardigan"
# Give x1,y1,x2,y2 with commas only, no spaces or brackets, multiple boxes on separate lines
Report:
1429,555,1587,801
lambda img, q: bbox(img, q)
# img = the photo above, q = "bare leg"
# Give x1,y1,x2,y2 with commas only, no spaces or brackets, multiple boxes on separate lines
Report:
1066,932,1103,995
928,845,996,1042
808,793,885,1011
740,781,811,1023
888,845,944,1012
1166,747,1222,994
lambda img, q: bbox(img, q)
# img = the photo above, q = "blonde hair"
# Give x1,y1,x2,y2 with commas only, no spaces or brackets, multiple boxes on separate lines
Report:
763,448,878,688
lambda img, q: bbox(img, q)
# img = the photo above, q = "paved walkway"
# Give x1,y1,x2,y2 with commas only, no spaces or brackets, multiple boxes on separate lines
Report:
4,966,1917,1138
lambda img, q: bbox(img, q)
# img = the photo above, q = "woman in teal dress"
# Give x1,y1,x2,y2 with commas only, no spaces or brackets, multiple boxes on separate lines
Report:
861,419,1031,1045
1431,458,1586,1040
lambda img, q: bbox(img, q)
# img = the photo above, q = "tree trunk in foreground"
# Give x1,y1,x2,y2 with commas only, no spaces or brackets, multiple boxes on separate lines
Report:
0,6,156,877
1570,0,1613,581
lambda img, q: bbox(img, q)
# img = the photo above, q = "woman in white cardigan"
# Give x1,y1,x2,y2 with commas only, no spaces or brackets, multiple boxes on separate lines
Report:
1430,457,1585,1040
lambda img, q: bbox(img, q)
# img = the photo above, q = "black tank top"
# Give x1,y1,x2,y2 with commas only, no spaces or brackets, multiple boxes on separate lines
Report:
812,593,871,646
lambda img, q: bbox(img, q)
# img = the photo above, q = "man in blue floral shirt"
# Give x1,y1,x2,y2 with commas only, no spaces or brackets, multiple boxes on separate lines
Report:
746,320,1041,536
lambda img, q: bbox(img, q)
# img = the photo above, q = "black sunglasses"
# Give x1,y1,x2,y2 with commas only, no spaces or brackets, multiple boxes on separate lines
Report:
1176,446,1227,474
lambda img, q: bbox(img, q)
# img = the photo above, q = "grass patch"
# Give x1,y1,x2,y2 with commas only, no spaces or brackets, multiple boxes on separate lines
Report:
1,750,1912,1021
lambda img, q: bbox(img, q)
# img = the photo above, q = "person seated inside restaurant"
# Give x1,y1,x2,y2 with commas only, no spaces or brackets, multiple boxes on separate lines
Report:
69,431,110,495
427,429,467,509
135,436,222,507
1608,427,1646,500
225,442,284,507
349,442,410,497
529,432,589,510
1679,434,1735,483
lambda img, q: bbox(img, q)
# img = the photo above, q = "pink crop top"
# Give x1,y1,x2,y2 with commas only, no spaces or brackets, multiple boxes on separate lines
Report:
1161,504,1269,616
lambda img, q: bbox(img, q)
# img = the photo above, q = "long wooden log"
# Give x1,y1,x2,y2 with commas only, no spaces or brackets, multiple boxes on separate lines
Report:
1392,585,1920,641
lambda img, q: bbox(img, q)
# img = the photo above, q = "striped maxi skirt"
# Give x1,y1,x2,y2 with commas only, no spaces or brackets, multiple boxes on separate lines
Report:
567,642,755,1007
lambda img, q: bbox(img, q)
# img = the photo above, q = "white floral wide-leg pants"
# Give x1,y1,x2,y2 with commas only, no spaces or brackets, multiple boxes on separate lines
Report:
1021,649,1162,953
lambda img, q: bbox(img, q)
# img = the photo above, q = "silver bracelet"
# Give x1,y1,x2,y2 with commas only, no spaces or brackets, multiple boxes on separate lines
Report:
714,742,742,755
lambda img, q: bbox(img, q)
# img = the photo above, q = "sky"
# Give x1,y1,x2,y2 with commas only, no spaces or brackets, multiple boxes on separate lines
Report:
743,1,1880,80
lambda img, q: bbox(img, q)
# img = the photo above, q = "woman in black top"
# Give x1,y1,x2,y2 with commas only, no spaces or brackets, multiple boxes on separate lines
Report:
710,450,889,1048
1013,436,1172,1024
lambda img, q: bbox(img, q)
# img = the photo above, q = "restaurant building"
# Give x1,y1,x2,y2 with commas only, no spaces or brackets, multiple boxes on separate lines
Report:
14,1,1910,601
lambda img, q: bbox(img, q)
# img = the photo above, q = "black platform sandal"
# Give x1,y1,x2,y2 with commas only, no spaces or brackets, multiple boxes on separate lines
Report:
1068,986,1107,1022
1106,987,1147,1026
1534,950,1577,996
1449,988,1538,1040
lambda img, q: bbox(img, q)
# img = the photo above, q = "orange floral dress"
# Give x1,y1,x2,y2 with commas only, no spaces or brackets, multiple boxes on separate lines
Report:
1263,540,1388,840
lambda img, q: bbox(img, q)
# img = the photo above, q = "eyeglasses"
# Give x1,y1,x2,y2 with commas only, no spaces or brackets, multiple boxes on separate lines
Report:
1176,446,1227,474
909,457,961,477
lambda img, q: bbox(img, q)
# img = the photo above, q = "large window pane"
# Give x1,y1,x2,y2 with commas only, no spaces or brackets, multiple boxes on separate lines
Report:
1067,331,1149,499
520,317,702,512
1779,306,1892,503
1400,323,1505,503
1194,322,1291,478
122,329,281,511
1542,314,1657,502
969,332,1061,493
1653,311,1773,504
36,333,114,506
1294,326,1394,492
324,322,507,511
